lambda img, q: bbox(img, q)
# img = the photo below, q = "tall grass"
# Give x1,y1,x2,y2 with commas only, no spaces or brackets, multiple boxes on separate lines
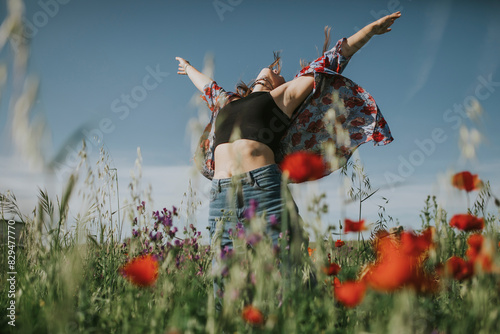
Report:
1,142,499,333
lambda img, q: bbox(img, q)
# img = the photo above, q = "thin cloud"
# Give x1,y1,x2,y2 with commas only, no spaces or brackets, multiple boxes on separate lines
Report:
405,1,452,102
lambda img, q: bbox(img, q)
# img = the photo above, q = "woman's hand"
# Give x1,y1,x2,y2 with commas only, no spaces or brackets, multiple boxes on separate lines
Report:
176,57,191,75
343,11,401,57
175,57,214,93
370,11,401,35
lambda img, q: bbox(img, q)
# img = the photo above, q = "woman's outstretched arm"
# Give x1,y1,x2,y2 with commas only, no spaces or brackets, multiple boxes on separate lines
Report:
342,11,402,58
176,57,213,93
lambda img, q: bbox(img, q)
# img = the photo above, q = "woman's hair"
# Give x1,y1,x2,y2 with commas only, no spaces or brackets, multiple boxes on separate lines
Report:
300,26,331,69
235,26,331,98
236,51,281,98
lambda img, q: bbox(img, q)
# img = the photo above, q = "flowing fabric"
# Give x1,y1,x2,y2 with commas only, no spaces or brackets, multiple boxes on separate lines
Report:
194,38,394,181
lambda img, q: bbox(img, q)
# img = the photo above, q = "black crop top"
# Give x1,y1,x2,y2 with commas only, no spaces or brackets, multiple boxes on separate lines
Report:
214,92,291,155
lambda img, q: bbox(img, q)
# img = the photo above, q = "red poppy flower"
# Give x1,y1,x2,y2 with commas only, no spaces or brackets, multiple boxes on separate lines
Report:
242,305,264,325
335,239,345,248
363,253,413,291
308,247,316,257
344,219,366,233
120,254,159,287
449,214,484,231
465,234,493,272
333,277,366,308
400,228,434,257
451,171,482,192
363,230,435,292
323,262,341,276
466,234,484,260
445,256,474,280
280,151,326,183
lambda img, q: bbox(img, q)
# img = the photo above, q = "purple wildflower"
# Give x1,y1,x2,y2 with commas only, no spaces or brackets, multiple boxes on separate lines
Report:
221,266,229,277
269,214,279,227
244,198,259,220
246,233,262,246
220,246,234,260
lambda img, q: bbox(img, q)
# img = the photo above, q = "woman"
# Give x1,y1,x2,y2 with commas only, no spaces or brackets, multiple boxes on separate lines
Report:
176,12,401,248
176,12,400,277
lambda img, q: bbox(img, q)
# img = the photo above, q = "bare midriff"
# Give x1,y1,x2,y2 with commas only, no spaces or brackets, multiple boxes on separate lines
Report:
213,139,275,178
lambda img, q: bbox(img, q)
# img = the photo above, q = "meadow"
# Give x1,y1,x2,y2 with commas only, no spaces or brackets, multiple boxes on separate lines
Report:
1,147,500,333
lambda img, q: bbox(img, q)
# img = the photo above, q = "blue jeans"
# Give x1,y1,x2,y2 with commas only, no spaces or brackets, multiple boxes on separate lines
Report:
208,164,288,250
208,164,305,311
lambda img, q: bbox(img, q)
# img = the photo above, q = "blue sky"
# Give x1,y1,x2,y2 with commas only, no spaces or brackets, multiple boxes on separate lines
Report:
1,0,499,239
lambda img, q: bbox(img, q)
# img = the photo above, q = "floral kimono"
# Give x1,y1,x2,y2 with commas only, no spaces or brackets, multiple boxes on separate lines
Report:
195,38,393,181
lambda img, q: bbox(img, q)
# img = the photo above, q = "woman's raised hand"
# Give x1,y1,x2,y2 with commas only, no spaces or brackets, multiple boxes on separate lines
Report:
371,11,401,35
175,57,214,93
175,57,190,75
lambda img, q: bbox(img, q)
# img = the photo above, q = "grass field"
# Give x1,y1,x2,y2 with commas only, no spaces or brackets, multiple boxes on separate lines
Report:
1,156,499,333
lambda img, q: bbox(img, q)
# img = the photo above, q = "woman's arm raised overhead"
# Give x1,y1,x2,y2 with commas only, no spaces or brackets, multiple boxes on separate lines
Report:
176,57,214,93
342,11,402,58
278,12,402,115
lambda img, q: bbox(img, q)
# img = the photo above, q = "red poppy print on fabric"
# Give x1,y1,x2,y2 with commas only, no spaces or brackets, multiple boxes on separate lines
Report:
304,135,317,149
298,109,313,126
372,131,384,142
344,97,365,108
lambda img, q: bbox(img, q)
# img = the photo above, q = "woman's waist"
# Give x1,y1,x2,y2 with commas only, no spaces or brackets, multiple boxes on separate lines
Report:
214,140,278,178
212,163,281,188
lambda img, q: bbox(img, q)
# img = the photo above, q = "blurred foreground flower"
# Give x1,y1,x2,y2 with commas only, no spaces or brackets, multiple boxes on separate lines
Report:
452,171,482,192
308,247,316,257
242,305,264,326
449,214,484,231
444,233,496,280
362,229,437,293
120,254,158,287
344,219,366,233
323,262,341,276
333,277,366,308
466,234,494,273
280,151,326,183
445,256,474,280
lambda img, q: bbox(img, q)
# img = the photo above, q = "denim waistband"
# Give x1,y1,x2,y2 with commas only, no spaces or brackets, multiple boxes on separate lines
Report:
212,164,281,187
